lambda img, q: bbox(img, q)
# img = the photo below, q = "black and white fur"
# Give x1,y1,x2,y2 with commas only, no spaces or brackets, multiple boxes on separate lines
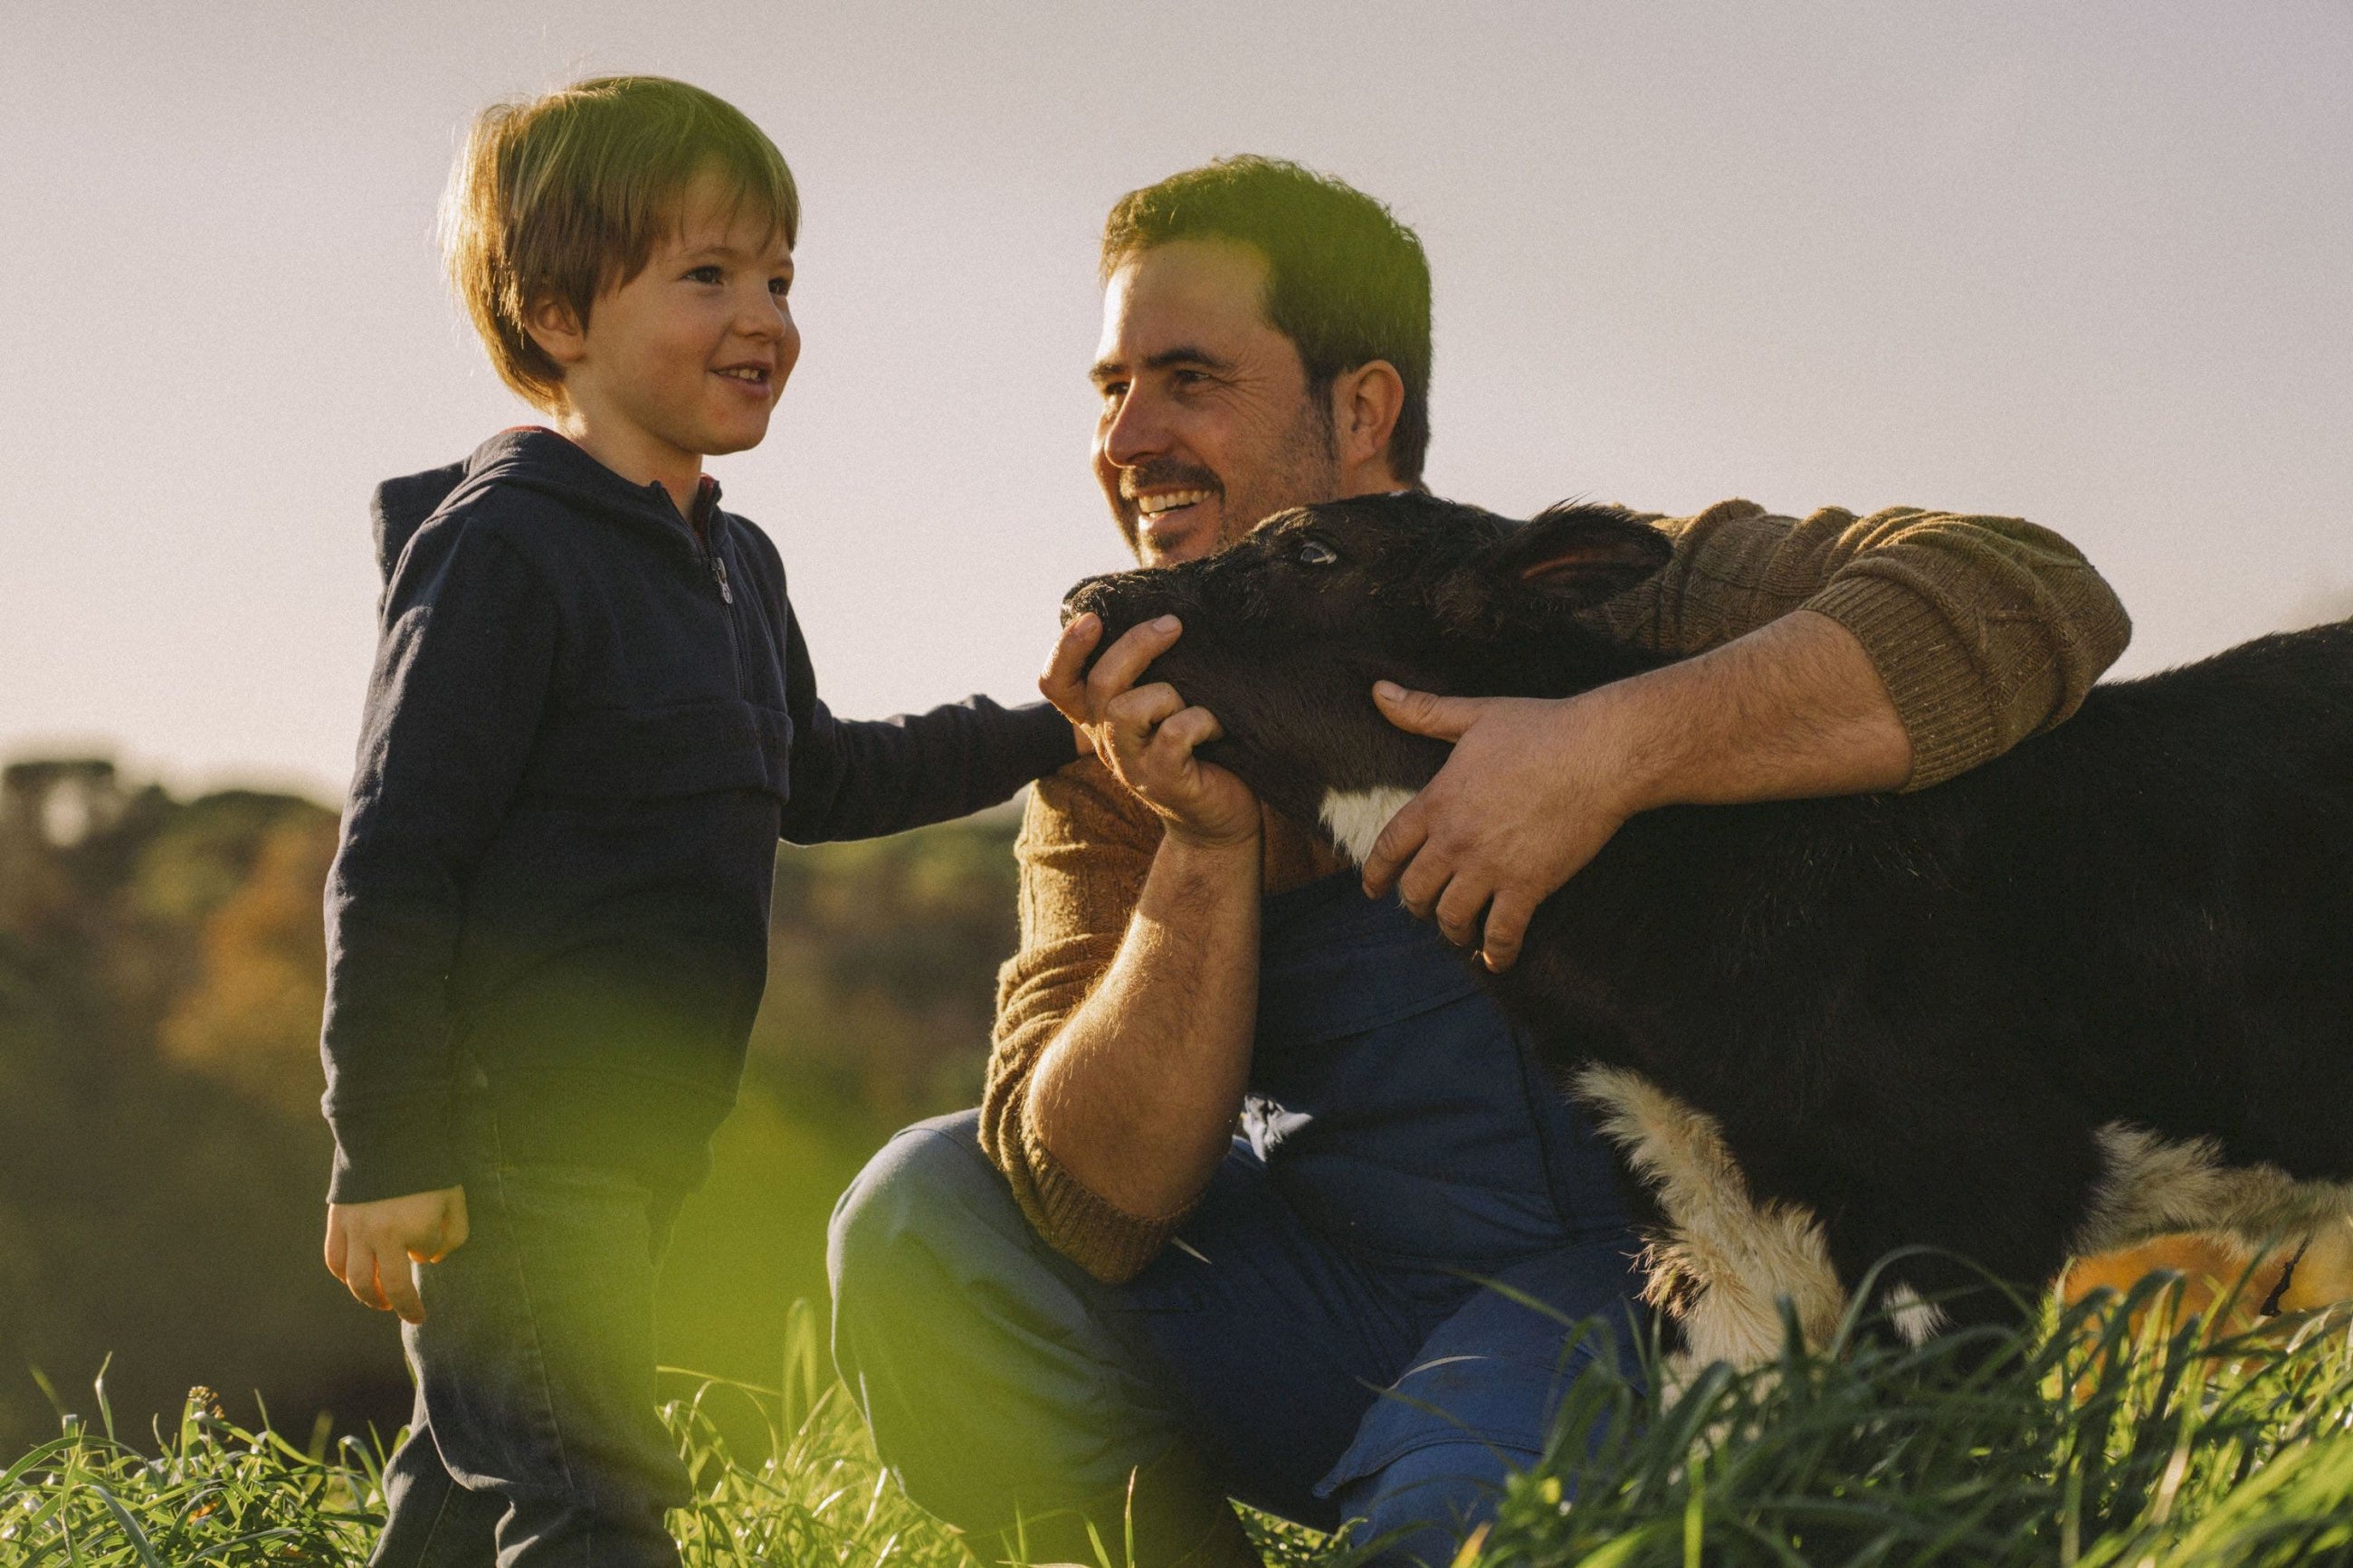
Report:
1063,493,2353,1371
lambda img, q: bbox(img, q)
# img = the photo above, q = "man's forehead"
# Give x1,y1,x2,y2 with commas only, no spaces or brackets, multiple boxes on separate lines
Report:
1093,237,1277,366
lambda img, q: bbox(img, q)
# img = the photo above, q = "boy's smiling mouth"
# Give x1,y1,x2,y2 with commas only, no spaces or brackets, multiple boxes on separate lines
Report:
714,365,771,386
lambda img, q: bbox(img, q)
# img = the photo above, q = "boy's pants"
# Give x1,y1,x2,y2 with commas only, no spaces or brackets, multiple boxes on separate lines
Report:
370,1150,691,1568
830,872,1648,1567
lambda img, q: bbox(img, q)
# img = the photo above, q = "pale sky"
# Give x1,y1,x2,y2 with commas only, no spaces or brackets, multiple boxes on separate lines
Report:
5,0,2348,801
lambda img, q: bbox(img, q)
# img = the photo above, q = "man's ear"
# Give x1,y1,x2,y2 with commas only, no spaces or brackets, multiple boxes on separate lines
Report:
1329,359,1405,484
1485,504,1674,607
522,294,589,370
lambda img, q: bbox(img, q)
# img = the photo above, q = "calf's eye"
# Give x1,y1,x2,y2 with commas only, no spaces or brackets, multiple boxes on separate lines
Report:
1298,540,1338,566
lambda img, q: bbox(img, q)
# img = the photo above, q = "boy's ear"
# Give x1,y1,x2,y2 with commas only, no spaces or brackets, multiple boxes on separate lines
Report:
521,295,589,369
1485,504,1675,608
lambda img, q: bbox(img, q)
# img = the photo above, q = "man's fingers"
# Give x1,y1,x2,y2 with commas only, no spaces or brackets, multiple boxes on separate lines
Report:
1479,890,1538,973
1394,843,1454,922
1434,875,1492,950
1360,799,1430,898
1152,705,1225,755
1104,683,1186,749
1084,617,1183,716
323,1217,348,1281
1038,613,1103,721
1373,682,1484,743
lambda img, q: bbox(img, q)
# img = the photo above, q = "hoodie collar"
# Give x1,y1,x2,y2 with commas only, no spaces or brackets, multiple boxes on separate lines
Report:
467,427,723,547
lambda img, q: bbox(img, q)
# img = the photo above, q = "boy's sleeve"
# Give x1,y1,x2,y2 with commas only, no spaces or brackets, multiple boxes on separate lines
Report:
775,595,1075,844
319,524,557,1203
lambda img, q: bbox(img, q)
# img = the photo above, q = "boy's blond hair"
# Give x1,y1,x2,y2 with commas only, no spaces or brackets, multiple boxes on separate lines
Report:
443,75,800,411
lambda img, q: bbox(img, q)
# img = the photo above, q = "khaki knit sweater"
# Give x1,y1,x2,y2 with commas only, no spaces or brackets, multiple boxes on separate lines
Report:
983,499,2132,1283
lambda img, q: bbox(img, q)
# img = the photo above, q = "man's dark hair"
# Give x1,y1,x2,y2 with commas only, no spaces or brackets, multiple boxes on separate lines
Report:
1101,157,1433,483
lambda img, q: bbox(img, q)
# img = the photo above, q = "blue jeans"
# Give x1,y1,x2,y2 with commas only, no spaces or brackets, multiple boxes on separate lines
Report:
369,1150,690,1568
830,872,1645,1567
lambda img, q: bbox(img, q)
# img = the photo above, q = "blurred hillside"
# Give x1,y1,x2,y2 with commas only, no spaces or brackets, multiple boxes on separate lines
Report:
0,756,1020,1455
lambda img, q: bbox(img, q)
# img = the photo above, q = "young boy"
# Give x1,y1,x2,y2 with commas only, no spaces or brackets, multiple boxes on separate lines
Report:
319,77,1076,1566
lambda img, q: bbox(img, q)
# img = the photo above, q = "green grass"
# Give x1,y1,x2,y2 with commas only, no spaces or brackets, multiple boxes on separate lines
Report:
7,1281,2353,1567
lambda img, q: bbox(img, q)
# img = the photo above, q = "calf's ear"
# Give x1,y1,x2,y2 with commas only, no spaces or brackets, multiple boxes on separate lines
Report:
1486,504,1675,607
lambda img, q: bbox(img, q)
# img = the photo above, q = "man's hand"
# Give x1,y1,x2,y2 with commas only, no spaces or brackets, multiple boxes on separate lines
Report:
324,1186,469,1325
1362,610,1914,971
1361,684,1651,972
1041,613,1260,850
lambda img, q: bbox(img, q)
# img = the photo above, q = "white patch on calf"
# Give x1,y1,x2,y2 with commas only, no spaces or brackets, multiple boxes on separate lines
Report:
1318,786,1418,867
2073,1123,2353,1258
1882,1282,1950,1347
1571,1064,1847,1377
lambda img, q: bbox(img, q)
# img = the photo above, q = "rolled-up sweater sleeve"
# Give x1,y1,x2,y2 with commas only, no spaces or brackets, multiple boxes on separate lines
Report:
320,527,557,1203
978,758,1179,1282
1584,499,2132,789
776,597,1075,844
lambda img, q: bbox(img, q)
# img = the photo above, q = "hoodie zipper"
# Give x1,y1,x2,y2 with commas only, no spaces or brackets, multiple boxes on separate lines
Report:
701,531,748,693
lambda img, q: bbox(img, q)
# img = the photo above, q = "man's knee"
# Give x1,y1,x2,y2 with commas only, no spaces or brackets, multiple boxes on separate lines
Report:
1337,1440,1531,1568
827,1109,1012,1313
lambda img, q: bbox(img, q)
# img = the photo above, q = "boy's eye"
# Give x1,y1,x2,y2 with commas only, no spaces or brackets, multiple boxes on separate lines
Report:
684,264,723,285
769,276,792,297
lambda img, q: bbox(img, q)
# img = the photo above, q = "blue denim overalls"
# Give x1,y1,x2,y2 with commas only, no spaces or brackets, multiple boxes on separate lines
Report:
831,871,1645,1564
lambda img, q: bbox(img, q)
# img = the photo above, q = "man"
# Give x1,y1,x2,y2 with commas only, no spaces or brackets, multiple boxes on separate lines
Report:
829,157,2129,1567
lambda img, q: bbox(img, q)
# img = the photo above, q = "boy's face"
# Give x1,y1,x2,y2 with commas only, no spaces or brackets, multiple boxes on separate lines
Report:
548,167,799,480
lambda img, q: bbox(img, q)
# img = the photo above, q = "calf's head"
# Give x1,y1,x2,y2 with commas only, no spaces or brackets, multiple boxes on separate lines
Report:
1062,491,1674,858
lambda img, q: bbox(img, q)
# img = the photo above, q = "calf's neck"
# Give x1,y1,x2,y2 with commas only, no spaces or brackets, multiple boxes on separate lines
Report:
1062,492,2353,1369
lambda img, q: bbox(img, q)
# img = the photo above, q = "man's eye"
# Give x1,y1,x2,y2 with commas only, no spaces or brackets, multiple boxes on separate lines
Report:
1299,540,1338,566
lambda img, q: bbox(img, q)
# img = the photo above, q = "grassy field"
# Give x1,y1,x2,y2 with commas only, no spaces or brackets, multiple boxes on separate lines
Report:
6,1279,2352,1567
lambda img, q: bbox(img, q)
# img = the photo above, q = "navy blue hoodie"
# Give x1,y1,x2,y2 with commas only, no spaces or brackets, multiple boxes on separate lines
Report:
320,429,1072,1203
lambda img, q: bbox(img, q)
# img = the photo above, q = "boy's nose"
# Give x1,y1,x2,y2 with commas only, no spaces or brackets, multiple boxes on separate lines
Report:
734,287,791,339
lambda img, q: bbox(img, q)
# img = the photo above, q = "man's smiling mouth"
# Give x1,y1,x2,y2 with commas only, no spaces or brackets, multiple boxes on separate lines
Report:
1136,489,1215,518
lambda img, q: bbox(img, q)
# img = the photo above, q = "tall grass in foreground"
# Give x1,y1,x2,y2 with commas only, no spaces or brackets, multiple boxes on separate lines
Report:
1474,1269,2353,1567
5,1279,2352,1566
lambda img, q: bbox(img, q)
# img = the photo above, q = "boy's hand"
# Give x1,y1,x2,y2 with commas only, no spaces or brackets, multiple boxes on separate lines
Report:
324,1187,470,1325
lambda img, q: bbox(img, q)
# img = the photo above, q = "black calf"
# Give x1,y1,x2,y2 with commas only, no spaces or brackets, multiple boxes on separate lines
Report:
1064,493,2353,1367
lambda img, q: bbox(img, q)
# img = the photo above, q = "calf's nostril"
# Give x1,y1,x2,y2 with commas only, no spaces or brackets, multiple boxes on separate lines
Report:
1061,578,1109,627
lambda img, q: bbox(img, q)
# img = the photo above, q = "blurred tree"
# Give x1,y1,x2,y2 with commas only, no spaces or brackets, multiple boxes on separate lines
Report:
0,758,1027,1457
158,808,338,1118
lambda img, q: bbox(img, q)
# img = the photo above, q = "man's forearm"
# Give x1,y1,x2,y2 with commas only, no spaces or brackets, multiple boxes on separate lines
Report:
1608,608,1913,811
1024,830,1262,1222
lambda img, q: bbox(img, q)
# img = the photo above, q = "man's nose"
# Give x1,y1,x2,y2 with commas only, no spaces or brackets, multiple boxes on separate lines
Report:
1099,385,1171,470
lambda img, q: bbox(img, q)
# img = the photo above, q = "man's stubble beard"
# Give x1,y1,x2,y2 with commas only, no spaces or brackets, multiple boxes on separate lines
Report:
1115,389,1342,566
1215,391,1342,553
